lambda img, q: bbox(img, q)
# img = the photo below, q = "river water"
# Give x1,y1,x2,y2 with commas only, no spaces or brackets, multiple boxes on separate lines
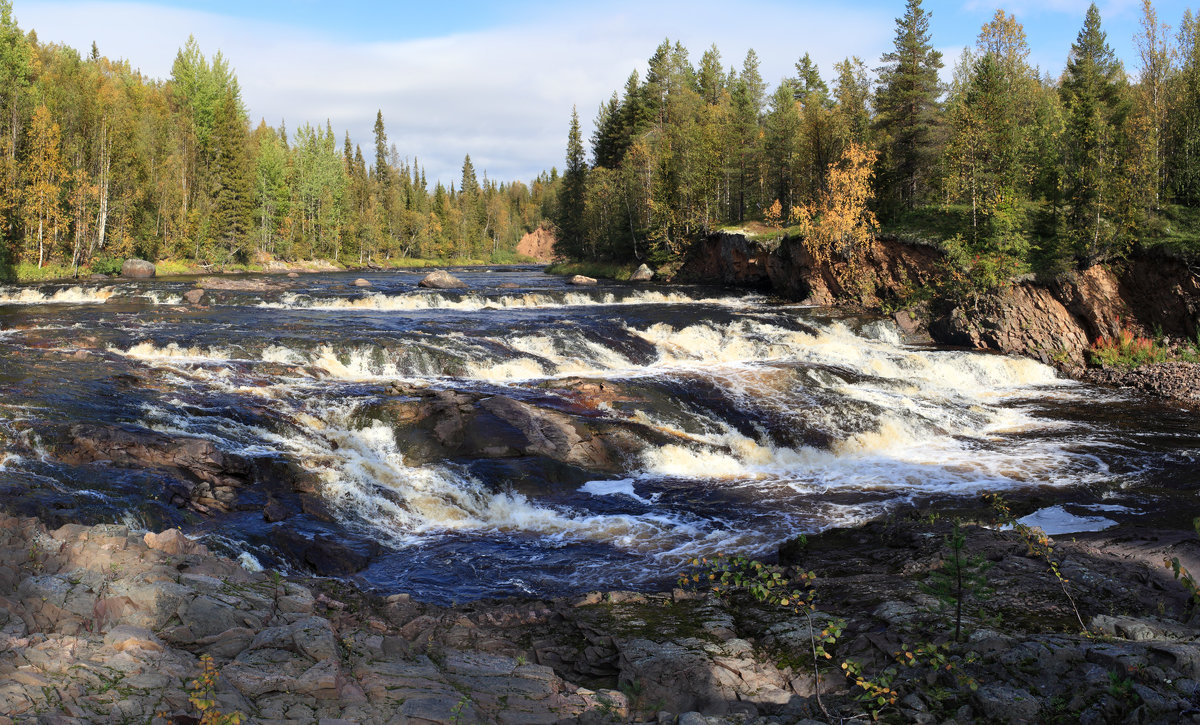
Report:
1,267,1197,602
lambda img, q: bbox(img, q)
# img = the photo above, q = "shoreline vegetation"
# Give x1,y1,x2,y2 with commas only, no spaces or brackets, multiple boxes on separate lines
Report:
0,2,560,284
547,0,1200,353
5,251,539,283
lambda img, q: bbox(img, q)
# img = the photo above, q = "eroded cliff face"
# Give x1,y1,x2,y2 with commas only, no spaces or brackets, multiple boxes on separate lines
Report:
677,231,1200,368
678,232,942,306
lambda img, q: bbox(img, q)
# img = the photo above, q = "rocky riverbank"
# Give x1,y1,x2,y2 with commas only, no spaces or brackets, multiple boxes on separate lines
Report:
674,231,1200,403
2,496,1200,724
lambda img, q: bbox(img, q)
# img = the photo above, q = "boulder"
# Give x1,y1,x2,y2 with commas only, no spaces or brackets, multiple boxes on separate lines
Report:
144,528,209,557
287,272,300,279
630,264,654,282
183,289,205,305
418,270,468,289
353,278,372,287
568,275,597,286
121,259,156,278
88,273,109,281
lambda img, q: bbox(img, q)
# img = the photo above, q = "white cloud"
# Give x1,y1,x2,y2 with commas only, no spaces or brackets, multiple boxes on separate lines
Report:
14,0,895,184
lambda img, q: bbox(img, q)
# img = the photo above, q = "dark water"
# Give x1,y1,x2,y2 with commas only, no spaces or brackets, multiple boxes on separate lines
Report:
1,267,1197,603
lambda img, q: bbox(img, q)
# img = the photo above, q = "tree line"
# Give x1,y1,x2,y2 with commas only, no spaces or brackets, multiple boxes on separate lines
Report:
0,1,556,278
554,0,1200,279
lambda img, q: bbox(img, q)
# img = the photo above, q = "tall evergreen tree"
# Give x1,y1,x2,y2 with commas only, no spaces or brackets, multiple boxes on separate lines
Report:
874,0,944,214
209,88,253,261
1059,3,1130,260
554,107,587,258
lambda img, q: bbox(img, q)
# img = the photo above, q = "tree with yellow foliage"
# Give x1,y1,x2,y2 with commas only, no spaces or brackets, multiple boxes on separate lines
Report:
791,143,878,280
22,105,66,268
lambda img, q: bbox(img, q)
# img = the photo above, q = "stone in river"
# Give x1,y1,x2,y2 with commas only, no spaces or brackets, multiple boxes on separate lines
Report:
121,258,156,278
418,270,468,289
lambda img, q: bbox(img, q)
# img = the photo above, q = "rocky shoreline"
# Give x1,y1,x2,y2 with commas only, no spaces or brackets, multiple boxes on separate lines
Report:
2,495,1200,724
674,232,1200,405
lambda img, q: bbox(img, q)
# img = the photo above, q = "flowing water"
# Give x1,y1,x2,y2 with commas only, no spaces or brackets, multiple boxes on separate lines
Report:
1,267,1197,602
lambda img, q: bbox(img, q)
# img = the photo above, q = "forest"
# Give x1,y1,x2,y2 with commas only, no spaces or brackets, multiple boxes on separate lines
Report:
554,0,1200,286
0,0,555,281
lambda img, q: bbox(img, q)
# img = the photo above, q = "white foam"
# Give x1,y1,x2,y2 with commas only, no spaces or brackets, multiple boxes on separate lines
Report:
258,289,755,313
580,478,653,504
237,552,265,572
0,286,116,305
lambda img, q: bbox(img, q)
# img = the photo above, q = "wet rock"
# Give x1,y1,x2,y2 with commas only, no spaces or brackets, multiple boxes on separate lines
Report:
498,282,521,289
183,288,204,304
88,273,109,281
55,423,253,513
630,263,654,281
269,527,378,576
1083,362,1200,403
353,278,372,287
196,276,279,291
569,274,598,285
287,271,300,278
121,258,156,278
262,497,289,523
419,270,468,289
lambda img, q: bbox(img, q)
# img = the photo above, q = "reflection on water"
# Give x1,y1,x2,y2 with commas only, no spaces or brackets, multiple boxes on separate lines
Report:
0,266,1197,603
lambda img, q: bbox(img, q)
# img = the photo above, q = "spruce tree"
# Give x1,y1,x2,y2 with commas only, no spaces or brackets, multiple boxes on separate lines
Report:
554,107,587,259
874,0,944,214
210,88,253,262
372,110,390,189
1059,3,1130,261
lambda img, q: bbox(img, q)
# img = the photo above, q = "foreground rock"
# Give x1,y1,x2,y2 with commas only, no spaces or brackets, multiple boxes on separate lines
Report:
3,506,1199,724
121,258,156,278
569,275,598,286
0,514,623,724
630,264,654,282
419,270,469,289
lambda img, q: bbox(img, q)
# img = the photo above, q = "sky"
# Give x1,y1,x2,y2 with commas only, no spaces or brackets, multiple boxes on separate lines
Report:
9,0,1192,186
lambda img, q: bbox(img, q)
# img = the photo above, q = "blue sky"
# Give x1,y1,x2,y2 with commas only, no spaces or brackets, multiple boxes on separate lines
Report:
11,1,1193,185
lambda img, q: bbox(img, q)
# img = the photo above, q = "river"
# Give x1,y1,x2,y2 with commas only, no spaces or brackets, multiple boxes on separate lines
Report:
1,267,1197,603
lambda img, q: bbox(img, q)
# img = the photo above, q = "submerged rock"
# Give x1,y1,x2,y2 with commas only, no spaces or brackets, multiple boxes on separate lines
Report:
121,258,156,278
630,263,654,282
568,274,597,286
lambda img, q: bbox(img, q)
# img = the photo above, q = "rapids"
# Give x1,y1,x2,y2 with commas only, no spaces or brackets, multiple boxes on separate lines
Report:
1,266,1197,603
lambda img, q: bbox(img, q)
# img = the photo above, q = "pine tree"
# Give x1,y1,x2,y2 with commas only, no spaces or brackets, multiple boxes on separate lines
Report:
554,107,587,259
793,53,830,104
874,0,944,214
